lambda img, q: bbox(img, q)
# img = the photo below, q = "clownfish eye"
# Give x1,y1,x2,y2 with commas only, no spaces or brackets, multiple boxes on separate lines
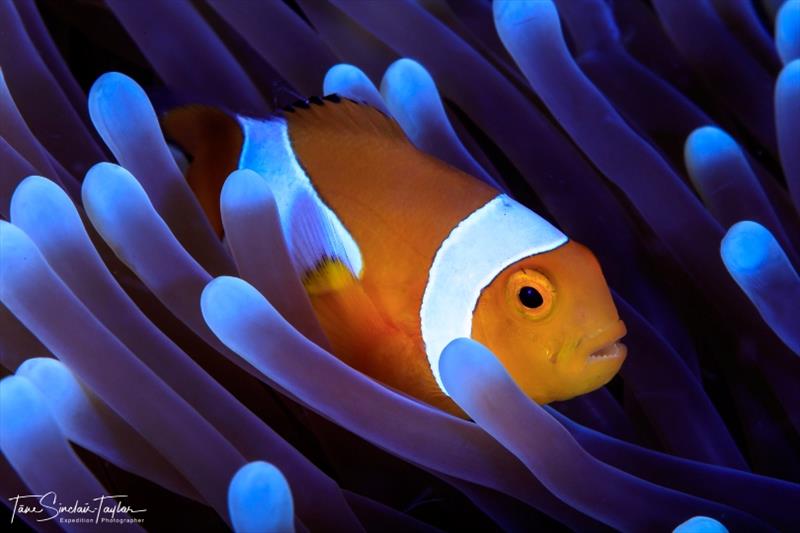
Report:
507,269,555,319
518,286,544,308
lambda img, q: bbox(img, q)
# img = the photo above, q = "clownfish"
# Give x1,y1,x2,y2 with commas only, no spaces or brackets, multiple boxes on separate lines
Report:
164,96,626,416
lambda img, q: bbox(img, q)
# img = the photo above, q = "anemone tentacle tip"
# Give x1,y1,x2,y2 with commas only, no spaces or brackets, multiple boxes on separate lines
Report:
201,275,261,323
3,1,800,530
228,461,295,533
439,337,507,399
201,275,235,303
83,161,129,185
88,71,139,111
220,168,274,207
92,70,131,86
13,174,51,193
385,57,424,74
721,221,777,274
685,126,735,154
15,356,64,380
776,0,800,64
778,58,800,84
0,375,47,444
673,516,728,533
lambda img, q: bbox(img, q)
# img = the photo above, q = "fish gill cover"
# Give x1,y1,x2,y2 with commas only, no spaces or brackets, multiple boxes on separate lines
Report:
0,0,799,531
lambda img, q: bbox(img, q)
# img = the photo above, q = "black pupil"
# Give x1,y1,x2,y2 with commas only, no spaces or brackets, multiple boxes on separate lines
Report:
518,286,544,308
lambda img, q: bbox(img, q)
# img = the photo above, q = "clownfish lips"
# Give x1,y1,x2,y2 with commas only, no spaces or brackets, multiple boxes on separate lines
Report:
587,340,627,362
581,320,628,365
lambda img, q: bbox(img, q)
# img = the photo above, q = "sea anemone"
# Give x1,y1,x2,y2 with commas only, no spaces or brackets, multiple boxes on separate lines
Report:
1,0,799,531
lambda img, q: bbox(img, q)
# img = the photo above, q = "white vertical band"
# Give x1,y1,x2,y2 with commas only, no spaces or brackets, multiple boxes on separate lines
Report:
420,194,567,396
237,116,363,276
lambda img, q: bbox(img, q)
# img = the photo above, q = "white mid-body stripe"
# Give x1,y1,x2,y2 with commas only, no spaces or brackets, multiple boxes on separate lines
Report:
237,116,363,276
420,194,567,396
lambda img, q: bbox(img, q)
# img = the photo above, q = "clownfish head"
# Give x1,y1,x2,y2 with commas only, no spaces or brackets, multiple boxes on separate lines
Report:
471,240,626,404
421,194,626,406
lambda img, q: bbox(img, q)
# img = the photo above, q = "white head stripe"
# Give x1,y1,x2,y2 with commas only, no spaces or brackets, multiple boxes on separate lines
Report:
237,116,363,276
420,194,567,396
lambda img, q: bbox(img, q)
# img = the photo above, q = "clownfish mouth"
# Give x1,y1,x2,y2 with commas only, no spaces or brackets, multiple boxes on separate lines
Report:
580,320,627,364
587,340,627,362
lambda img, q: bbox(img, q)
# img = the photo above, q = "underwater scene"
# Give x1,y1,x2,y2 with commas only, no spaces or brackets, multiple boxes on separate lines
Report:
1,0,799,531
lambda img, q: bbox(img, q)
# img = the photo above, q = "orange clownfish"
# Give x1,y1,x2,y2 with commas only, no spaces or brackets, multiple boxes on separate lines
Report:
164,96,627,416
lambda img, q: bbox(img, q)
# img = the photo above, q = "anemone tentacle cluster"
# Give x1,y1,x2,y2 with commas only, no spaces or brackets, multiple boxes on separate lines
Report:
1,0,799,531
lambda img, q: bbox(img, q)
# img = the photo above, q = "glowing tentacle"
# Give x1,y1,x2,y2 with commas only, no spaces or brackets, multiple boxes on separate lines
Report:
88,73,234,276
438,338,770,531
722,221,800,355
673,515,728,533
220,169,329,347
776,60,800,212
776,1,800,65
494,0,726,291
81,163,248,372
0,221,244,520
0,375,143,532
16,357,200,501
684,126,794,259
228,462,297,533
381,58,502,190
323,64,388,113
200,275,599,530
12,175,336,501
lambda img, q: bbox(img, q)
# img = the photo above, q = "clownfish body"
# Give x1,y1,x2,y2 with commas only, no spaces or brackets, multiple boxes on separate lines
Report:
165,97,626,416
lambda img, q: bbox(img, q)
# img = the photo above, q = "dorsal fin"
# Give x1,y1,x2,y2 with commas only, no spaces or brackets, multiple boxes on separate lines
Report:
162,106,243,236
282,95,410,145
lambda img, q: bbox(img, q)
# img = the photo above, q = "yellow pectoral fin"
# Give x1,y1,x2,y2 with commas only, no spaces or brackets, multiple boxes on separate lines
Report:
304,260,386,367
303,259,359,296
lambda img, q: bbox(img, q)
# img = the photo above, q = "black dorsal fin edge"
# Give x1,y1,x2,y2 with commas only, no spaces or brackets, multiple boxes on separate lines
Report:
281,94,397,124
284,95,335,113
283,94,366,113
